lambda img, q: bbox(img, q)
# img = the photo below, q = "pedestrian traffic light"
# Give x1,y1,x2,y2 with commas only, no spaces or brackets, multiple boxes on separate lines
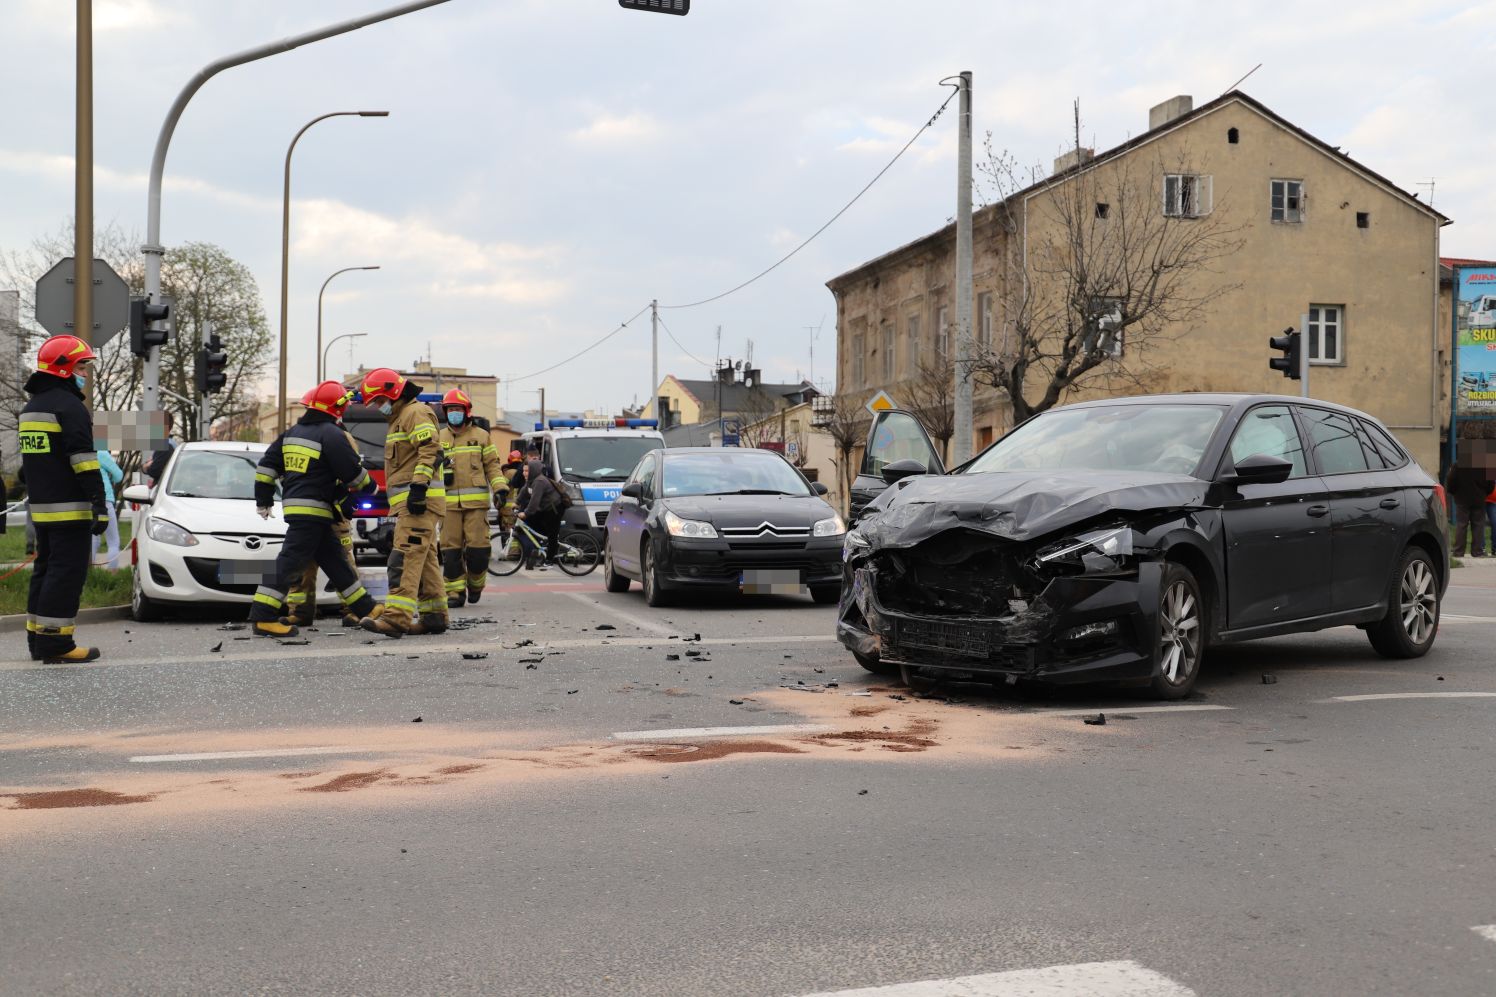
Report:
1269,328,1301,380
129,296,170,358
195,332,228,395
618,0,689,14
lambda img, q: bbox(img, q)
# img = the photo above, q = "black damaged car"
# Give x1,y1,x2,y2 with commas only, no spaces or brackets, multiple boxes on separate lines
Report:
838,396,1449,699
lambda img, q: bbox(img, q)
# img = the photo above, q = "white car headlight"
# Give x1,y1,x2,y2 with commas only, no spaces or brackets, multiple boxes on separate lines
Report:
664,509,717,539
813,514,846,538
145,516,199,547
1034,526,1132,572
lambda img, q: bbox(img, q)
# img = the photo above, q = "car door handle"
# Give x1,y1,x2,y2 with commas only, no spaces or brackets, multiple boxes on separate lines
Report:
1307,504,1330,518
1379,498,1400,510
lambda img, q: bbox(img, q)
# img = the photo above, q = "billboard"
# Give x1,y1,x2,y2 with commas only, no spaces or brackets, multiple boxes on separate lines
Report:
1455,267,1496,415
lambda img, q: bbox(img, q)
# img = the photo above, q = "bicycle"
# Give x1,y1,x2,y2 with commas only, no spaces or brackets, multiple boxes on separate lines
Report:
488,519,601,577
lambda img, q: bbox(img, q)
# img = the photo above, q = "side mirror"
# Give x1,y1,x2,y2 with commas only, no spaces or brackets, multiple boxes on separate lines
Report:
880,458,927,486
121,484,153,505
620,482,644,500
811,481,829,496
1222,452,1293,486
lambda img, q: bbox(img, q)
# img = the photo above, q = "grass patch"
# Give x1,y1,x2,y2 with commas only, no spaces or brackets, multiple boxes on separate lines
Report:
0,519,133,564
0,566,133,617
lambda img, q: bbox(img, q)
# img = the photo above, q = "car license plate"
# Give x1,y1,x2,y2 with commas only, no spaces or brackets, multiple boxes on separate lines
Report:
219,560,273,586
740,569,802,594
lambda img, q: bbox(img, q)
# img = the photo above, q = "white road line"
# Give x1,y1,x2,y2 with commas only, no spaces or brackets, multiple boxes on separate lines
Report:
611,724,829,742
792,960,1196,997
1322,692,1496,703
563,591,679,636
1472,925,1496,945
1442,614,1496,623
1026,704,1234,717
130,746,370,764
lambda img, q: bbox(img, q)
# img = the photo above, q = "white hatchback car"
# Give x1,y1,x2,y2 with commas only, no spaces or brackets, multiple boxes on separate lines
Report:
122,441,341,621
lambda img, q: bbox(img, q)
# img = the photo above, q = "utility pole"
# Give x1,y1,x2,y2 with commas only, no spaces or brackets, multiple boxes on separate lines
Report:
951,70,975,464
74,0,92,348
650,299,659,420
539,387,546,428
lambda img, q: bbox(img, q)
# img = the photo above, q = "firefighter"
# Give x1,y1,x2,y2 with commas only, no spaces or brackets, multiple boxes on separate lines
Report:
282,385,375,629
358,368,448,636
19,335,108,662
249,381,382,638
438,389,507,608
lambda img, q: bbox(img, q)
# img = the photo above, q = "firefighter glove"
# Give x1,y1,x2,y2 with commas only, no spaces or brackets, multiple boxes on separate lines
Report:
408,482,428,515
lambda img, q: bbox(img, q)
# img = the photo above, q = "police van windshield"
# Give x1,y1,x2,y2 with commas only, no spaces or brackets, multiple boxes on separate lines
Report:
555,437,661,482
167,450,273,500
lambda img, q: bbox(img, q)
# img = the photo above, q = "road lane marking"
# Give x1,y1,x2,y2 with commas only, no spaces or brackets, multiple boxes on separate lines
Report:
563,591,681,636
792,960,1197,996
1025,704,1234,717
611,724,830,741
1473,925,1496,945
1321,692,1496,703
1442,614,1496,623
130,747,370,763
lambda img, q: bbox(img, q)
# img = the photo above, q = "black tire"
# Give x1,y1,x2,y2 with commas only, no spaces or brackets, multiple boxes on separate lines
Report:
555,531,601,577
853,649,898,676
810,584,841,605
641,542,671,608
603,546,631,593
131,567,164,622
487,532,523,577
1366,546,1440,659
1148,562,1205,700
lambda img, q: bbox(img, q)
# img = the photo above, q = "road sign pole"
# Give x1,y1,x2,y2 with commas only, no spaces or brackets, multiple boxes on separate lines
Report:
74,0,93,349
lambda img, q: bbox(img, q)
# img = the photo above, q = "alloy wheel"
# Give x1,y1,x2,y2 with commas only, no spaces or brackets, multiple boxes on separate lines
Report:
1159,580,1200,685
1399,558,1437,645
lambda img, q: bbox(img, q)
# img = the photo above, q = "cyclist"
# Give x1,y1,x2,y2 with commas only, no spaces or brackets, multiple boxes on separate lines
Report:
518,458,564,569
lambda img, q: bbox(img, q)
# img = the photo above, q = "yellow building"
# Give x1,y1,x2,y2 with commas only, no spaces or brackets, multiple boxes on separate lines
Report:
827,91,1450,471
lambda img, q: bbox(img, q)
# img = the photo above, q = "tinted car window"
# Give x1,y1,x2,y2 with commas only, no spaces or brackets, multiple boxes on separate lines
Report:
1228,405,1307,478
636,459,657,500
1358,419,1407,469
1301,408,1370,475
662,452,812,497
967,404,1224,476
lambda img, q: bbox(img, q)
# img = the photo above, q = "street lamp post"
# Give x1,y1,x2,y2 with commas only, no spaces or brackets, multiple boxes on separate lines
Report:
277,111,388,434
323,333,368,386
317,266,380,381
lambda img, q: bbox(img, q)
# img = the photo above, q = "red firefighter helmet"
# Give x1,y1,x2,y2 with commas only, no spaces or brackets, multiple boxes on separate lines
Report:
299,387,316,407
442,388,472,414
507,449,523,463
307,380,355,418
36,334,97,378
359,367,406,405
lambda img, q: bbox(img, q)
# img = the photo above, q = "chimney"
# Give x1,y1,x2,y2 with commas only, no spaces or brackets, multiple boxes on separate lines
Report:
1148,95,1194,130
1052,146,1095,176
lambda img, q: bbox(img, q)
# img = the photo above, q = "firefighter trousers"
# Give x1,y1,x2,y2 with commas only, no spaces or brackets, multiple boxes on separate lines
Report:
441,507,491,605
250,518,375,623
384,507,446,629
286,519,357,621
26,525,93,659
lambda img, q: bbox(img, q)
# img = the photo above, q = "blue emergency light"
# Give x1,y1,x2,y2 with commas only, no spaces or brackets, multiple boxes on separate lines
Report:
543,418,659,431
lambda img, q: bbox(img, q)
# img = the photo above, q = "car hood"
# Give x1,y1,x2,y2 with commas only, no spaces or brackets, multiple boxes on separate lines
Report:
661,494,834,528
858,469,1210,547
148,496,289,535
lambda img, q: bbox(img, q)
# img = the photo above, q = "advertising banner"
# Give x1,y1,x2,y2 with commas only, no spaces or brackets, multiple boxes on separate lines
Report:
1456,267,1496,415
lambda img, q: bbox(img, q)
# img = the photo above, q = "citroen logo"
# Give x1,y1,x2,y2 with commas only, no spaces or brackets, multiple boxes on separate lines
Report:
243,536,263,551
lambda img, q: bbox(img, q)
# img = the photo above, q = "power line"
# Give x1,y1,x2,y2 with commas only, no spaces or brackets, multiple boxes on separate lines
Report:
659,84,960,311
506,303,652,382
655,314,711,370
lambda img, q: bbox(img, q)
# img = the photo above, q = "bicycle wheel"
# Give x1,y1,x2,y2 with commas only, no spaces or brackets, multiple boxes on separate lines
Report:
555,530,602,576
488,531,524,576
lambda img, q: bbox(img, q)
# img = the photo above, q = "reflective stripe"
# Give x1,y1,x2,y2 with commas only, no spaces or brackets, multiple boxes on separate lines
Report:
254,472,276,484
282,444,322,461
413,464,435,478
386,432,409,443
449,445,483,454
254,464,281,480
386,595,418,612
34,614,75,629
444,578,466,593
482,445,499,457
418,598,446,613
284,436,323,453
72,460,101,473
350,469,372,491
34,625,76,636
70,451,100,469
450,487,486,499
283,503,334,519
339,585,369,606
30,500,94,523
410,425,436,441
488,477,507,492
253,587,284,609
19,417,61,432
286,592,309,605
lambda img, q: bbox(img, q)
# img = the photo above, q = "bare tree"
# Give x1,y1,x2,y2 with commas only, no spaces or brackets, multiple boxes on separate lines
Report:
905,357,956,463
818,393,870,518
734,387,786,450
970,111,1247,424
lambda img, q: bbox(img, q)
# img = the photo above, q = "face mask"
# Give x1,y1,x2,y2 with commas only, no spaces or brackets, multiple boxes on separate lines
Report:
375,400,393,417
74,374,86,389
446,411,465,428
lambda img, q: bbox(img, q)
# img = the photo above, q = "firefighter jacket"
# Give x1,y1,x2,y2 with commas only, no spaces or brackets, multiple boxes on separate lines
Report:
385,397,446,515
254,410,371,521
439,422,506,509
18,373,106,528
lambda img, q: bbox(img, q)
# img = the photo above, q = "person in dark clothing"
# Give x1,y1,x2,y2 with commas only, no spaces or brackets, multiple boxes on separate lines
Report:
1447,441,1495,557
20,335,108,663
249,381,383,638
518,458,563,568
144,409,177,485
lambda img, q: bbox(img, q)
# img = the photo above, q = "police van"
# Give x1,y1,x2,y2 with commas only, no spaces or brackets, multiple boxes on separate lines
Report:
520,419,664,541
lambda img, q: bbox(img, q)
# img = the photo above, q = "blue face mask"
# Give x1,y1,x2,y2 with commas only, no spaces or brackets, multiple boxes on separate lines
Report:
446,411,465,427
74,374,86,389
375,400,393,417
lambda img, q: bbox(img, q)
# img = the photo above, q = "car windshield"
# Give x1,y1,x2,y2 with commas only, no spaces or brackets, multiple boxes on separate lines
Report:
166,449,271,500
965,404,1226,476
661,452,812,497
556,437,661,481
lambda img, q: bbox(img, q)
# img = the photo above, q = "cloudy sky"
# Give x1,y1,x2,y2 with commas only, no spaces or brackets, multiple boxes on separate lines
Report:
2,0,1493,415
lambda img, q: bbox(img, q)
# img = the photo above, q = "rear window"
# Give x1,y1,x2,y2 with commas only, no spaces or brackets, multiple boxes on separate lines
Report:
1357,419,1408,468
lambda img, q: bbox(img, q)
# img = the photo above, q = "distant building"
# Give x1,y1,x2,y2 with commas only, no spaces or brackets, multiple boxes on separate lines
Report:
642,361,819,446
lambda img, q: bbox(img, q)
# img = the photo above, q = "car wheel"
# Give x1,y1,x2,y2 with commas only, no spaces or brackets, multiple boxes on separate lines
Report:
809,584,840,605
603,546,630,593
131,565,164,622
641,542,671,608
1366,546,1440,659
853,649,898,676
1148,562,1204,700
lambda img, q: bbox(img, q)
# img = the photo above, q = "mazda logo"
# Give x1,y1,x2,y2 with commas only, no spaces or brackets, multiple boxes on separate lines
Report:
243,536,263,551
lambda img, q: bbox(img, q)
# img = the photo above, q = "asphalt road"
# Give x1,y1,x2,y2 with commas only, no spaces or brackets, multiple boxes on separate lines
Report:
2,566,1495,996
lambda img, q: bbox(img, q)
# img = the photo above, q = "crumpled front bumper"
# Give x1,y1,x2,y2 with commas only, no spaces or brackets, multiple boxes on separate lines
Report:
836,559,1164,685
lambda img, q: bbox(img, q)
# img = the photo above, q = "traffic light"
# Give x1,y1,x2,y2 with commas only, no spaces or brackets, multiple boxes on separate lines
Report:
195,332,228,395
1269,328,1300,380
618,0,689,14
129,296,170,358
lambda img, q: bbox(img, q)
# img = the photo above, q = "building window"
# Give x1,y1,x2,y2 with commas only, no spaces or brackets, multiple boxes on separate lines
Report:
851,333,864,388
1227,127,1239,144
1095,202,1110,219
882,323,895,381
906,314,920,373
1163,173,1210,217
1356,212,1370,229
936,305,949,356
1271,179,1303,223
1307,305,1343,365
977,292,993,349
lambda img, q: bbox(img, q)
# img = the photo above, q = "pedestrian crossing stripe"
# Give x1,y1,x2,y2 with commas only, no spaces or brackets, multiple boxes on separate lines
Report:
791,960,1196,996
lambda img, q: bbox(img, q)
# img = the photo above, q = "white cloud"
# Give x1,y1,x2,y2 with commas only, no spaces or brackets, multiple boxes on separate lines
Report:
570,112,663,146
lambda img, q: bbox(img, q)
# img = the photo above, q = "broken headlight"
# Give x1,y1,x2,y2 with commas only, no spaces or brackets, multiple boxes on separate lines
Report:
1033,525,1133,574
842,529,870,561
